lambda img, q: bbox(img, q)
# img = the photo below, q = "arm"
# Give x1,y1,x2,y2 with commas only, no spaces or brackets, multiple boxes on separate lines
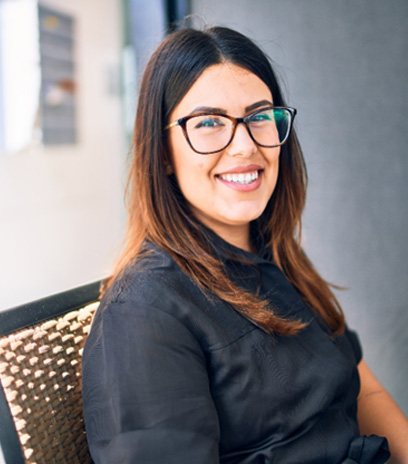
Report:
82,299,220,464
357,359,408,463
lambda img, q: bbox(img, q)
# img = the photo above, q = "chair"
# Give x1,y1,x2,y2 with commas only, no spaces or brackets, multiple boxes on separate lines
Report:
0,281,102,464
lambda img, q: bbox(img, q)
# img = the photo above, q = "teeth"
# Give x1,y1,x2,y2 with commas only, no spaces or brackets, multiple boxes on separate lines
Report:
220,170,259,184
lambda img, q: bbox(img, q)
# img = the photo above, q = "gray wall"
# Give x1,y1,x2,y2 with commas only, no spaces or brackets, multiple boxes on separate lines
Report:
128,0,167,75
191,0,408,412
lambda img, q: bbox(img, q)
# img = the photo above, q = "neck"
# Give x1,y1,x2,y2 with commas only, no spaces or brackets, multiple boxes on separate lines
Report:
207,222,252,253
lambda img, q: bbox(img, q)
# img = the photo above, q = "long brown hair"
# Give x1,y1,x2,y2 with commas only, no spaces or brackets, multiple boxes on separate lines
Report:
103,26,345,336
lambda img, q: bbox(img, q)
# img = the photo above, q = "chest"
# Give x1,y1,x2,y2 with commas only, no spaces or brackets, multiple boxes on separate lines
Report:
206,315,360,453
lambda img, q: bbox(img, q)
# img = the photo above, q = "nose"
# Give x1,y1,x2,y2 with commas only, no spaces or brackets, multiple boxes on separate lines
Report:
226,122,257,157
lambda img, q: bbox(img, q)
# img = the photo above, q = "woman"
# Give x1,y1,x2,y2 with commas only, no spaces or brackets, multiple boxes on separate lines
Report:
82,26,408,463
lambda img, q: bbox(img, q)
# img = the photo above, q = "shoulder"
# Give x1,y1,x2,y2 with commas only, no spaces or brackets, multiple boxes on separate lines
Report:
89,243,255,352
84,245,209,365
343,325,363,364
96,244,197,319
105,244,213,312
331,324,363,365
101,243,177,303
89,244,211,346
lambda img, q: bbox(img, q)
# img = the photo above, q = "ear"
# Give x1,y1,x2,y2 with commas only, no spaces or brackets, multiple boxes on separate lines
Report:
165,163,174,175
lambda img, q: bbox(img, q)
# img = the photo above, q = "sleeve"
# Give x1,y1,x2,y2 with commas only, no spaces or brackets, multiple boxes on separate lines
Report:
82,299,220,464
344,325,363,364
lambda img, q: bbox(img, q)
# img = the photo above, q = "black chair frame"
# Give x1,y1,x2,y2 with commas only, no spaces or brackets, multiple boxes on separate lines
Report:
0,281,101,464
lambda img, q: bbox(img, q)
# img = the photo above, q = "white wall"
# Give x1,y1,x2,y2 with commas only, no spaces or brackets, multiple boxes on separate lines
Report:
0,0,127,309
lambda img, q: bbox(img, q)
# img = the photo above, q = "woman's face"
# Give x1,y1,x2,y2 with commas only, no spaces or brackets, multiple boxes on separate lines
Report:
167,63,281,249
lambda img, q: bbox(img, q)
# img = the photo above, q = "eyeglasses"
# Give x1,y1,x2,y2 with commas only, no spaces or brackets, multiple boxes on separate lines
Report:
166,106,297,155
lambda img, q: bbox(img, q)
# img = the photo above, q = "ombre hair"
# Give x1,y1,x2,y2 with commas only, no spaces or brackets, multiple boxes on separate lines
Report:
103,26,345,336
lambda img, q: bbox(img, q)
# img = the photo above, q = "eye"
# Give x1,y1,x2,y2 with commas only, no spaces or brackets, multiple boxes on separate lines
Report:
193,116,226,129
247,109,274,124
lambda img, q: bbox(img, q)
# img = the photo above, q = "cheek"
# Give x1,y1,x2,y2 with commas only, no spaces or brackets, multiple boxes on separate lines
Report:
264,150,281,196
265,148,280,175
273,152,280,177
168,131,186,167
176,160,216,192
196,159,213,174
169,139,217,197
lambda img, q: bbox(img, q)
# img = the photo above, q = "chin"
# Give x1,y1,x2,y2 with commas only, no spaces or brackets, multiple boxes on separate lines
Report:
223,212,264,225
226,205,267,223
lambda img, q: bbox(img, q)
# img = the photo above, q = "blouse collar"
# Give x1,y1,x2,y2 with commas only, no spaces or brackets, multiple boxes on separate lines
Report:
202,223,272,266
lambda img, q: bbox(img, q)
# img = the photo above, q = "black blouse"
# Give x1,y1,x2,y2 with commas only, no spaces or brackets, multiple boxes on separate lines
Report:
82,231,390,463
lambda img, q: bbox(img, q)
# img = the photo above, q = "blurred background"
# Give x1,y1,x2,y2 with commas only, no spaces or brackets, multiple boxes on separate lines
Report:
0,0,406,441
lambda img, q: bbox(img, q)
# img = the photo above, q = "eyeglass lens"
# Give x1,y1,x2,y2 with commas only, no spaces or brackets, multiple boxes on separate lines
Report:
185,108,292,154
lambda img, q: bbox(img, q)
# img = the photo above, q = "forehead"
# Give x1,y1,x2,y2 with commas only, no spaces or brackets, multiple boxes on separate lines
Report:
172,63,273,117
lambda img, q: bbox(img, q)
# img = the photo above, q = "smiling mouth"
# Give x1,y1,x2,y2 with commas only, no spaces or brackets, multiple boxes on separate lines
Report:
217,170,261,185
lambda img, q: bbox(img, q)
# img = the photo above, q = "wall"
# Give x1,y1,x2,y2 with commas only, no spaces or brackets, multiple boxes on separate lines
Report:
0,0,126,309
191,0,408,412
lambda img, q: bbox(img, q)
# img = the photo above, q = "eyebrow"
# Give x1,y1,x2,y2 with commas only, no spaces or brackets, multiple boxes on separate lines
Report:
245,99,273,113
188,99,273,116
188,106,227,116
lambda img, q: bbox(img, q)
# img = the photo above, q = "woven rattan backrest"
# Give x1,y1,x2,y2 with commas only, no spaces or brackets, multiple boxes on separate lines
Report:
0,301,99,464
